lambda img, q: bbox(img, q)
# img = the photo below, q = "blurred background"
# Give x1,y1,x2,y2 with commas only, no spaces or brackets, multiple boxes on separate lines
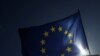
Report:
1,0,100,56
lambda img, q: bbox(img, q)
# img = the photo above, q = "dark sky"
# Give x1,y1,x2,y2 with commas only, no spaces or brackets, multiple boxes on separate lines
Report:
1,0,100,56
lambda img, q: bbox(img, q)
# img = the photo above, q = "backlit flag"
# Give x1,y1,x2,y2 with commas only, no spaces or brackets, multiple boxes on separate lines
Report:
19,11,90,56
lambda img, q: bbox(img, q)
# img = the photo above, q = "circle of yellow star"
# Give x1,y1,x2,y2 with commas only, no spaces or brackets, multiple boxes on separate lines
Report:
58,26,62,32
44,31,49,37
66,47,72,52
40,39,45,45
50,26,55,32
40,48,46,54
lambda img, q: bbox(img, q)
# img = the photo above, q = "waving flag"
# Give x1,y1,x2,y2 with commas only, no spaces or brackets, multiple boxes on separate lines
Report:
19,11,90,56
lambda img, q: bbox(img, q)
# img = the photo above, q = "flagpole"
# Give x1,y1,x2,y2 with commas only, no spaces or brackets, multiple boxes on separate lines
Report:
77,8,91,55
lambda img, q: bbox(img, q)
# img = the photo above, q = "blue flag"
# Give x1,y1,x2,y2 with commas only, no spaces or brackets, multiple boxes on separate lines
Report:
19,12,90,56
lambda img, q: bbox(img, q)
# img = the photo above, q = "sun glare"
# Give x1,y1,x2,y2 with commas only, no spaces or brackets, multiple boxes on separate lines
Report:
75,41,89,56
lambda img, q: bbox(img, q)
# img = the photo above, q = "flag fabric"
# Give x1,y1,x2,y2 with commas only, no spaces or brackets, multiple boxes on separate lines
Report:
19,12,89,56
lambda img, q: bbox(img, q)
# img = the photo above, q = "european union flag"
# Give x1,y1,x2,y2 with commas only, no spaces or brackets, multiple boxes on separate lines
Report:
19,11,90,56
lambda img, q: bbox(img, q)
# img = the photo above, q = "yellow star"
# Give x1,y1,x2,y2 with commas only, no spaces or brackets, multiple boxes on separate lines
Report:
64,31,73,38
58,26,62,32
40,39,45,45
44,31,49,37
66,47,72,52
64,30,68,35
50,26,55,32
67,33,72,37
61,54,65,56
40,48,46,54
69,39,73,44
